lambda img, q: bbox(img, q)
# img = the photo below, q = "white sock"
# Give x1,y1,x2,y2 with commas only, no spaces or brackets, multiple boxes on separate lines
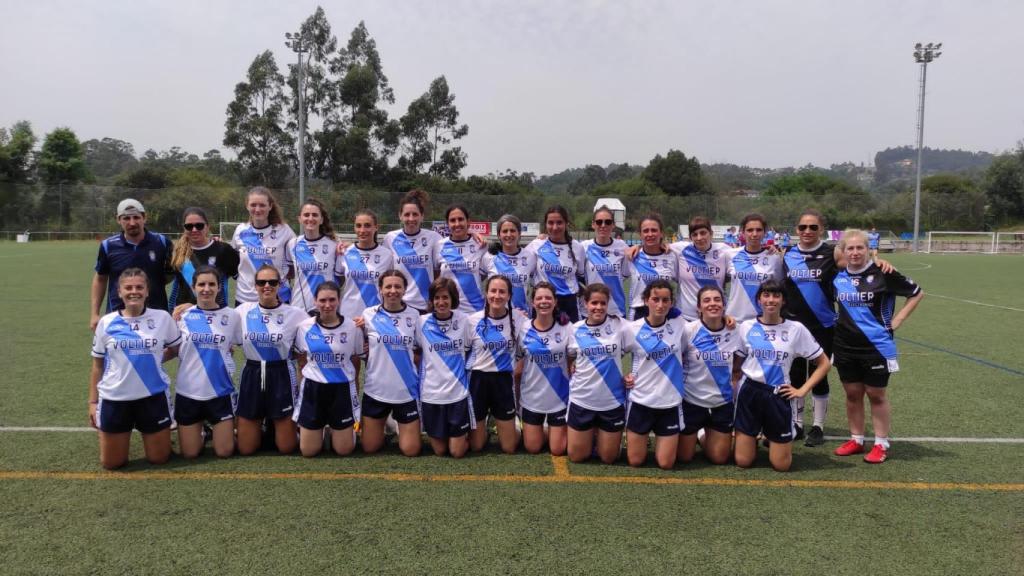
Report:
793,397,805,428
852,434,865,445
874,436,890,449
812,395,829,428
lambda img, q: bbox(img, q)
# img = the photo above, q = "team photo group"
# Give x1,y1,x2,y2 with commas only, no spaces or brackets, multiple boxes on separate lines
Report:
88,186,924,471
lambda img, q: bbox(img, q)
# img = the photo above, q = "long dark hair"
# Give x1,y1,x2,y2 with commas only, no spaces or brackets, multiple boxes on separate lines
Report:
247,186,285,226
544,205,578,274
300,198,336,240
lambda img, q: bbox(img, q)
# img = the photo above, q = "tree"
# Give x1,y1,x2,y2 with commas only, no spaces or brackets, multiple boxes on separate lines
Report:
38,127,86,184
285,7,338,171
399,76,469,178
763,171,861,197
82,137,138,180
642,149,706,196
0,121,37,182
984,148,1024,224
567,164,607,195
224,50,294,187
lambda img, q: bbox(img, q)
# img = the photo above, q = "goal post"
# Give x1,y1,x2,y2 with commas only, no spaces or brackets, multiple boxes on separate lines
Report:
218,222,245,243
925,231,996,254
995,231,1024,254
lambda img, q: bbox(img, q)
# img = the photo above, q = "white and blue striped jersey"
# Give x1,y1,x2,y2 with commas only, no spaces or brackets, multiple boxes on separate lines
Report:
566,316,628,412
361,305,421,404
484,248,536,317
338,243,394,320
235,302,308,362
517,319,573,414
527,238,586,298
581,239,632,317
384,228,442,311
286,235,340,313
295,317,364,384
670,241,730,320
468,310,517,372
175,306,242,401
435,236,489,314
231,222,296,304
91,308,181,401
417,311,473,404
736,319,822,387
726,247,783,322
683,319,741,408
623,317,687,409
629,249,679,313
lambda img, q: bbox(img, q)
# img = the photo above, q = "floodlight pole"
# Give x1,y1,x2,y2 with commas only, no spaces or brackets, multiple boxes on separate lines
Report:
912,42,941,252
286,33,308,207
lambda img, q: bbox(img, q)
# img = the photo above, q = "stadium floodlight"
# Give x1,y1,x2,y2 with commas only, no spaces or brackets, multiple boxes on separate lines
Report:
285,31,309,207
911,41,943,252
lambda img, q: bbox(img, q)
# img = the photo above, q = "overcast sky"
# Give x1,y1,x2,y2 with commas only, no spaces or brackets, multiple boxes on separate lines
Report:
2,0,1022,176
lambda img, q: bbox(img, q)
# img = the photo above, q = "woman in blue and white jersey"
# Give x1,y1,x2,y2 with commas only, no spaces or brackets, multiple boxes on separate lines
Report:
286,198,339,314
467,275,520,453
622,279,688,470
566,284,628,464
679,285,742,465
516,282,573,455
417,278,474,458
629,214,679,320
293,281,364,457
670,216,730,321
527,206,586,323
89,268,181,470
435,205,489,315
383,189,443,313
234,265,308,456
580,206,631,318
169,266,241,459
231,186,296,305
338,209,394,320
484,214,536,317
733,280,830,472
726,213,783,322
359,270,422,457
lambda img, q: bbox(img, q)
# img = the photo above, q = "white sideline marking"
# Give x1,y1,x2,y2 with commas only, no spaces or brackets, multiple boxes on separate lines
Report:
927,293,1024,313
0,426,95,432
898,262,933,271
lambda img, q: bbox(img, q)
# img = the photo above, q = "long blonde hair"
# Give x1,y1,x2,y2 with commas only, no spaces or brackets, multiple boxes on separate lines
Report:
171,207,209,271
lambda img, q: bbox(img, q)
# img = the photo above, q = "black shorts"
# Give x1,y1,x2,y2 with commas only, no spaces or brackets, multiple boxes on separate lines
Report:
521,406,567,427
681,399,734,435
361,394,420,424
469,370,516,422
174,394,235,426
567,403,626,433
835,354,893,388
294,379,358,430
97,392,173,434
421,398,473,439
789,325,833,396
734,379,795,443
556,293,580,324
626,402,683,437
237,359,296,421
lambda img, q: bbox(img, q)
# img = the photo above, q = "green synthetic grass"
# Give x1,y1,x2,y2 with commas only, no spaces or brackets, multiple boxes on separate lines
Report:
1,242,1023,575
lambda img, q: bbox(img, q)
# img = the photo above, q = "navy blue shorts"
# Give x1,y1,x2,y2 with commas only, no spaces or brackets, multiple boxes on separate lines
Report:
734,379,795,443
681,399,734,435
174,394,235,426
97,392,173,434
361,394,420,424
236,359,295,421
294,379,358,430
567,403,626,433
421,398,472,439
835,354,892,388
789,325,833,396
626,402,683,436
521,406,567,427
469,370,516,422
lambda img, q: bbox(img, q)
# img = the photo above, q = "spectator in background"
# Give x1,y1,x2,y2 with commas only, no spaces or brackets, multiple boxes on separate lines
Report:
868,227,881,258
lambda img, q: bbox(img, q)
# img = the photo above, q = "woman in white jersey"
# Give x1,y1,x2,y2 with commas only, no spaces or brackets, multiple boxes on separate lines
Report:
630,213,679,320
566,284,628,464
517,282,573,455
417,278,474,458
338,209,394,320
359,270,422,457
89,268,181,469
726,213,783,322
384,189,443,313
528,206,586,323
168,266,241,459
622,279,688,470
235,264,308,455
467,275,520,453
484,214,536,317
286,198,339,314
436,205,489,315
678,285,742,465
733,280,830,472
581,206,631,319
293,281,364,457
231,186,296,305
671,216,730,321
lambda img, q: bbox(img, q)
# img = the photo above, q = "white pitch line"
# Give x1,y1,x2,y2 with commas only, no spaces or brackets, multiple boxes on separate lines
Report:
0,426,95,432
927,293,1024,313
898,262,934,271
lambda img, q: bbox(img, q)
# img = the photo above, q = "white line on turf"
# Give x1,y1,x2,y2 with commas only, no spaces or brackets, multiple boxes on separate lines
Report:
927,293,1024,313
0,426,95,432
898,262,933,271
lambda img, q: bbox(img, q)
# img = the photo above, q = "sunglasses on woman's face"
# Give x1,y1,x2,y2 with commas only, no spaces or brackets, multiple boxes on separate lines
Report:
255,279,280,287
183,222,206,231
797,224,820,232
593,219,614,226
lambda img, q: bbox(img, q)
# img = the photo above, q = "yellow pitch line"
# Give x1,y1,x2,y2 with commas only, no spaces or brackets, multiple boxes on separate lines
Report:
550,455,571,478
1,470,1022,492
